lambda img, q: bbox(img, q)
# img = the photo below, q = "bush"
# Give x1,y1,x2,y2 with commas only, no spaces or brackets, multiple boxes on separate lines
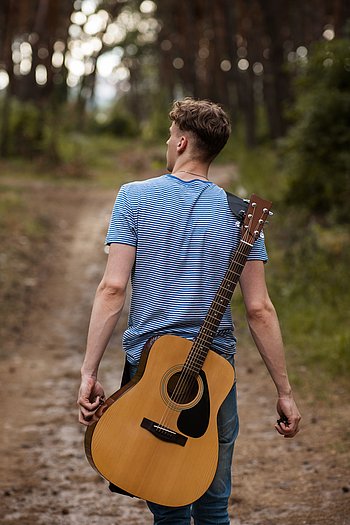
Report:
283,39,350,224
141,89,172,142
94,103,139,137
266,215,350,383
5,98,47,157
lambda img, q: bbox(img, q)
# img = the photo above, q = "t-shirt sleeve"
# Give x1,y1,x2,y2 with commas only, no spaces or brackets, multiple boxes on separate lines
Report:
105,185,137,246
247,231,268,262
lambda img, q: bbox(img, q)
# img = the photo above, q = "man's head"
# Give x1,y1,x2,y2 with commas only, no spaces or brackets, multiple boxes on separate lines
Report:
168,98,231,166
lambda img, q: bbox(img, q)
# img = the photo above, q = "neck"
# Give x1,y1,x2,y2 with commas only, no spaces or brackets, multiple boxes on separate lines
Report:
171,161,210,181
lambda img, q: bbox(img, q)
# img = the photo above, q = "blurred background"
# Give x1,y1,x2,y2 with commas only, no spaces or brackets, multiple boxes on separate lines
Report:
1,2,350,523
1,0,349,388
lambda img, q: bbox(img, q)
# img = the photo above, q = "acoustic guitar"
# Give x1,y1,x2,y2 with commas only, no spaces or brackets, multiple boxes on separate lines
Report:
85,194,272,507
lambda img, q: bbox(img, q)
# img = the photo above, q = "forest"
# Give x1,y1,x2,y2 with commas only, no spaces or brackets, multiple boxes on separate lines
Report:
1,0,349,139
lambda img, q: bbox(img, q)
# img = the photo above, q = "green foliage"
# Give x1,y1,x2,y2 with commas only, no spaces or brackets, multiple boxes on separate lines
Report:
227,139,350,388
274,38,350,384
141,90,172,142
7,98,46,157
223,136,284,200
0,96,63,162
283,39,350,224
94,102,139,137
266,212,350,385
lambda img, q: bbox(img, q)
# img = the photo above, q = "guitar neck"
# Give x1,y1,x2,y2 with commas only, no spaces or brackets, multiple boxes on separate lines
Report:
184,239,253,375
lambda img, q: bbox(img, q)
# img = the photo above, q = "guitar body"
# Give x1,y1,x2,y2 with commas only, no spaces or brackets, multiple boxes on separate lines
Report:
85,334,235,507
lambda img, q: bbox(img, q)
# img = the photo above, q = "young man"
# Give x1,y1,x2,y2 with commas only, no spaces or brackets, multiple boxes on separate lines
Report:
78,98,301,524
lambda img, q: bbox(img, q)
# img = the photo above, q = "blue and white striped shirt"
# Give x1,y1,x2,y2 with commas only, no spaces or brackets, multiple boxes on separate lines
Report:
106,174,268,365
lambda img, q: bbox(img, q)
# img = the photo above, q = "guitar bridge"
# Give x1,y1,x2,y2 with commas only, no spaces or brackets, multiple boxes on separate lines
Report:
140,417,187,447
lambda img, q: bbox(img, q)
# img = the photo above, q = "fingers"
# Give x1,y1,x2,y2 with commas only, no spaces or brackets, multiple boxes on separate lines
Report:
78,408,99,426
78,394,105,426
275,397,301,438
78,395,102,412
78,409,93,426
78,398,96,426
77,376,106,426
274,418,300,438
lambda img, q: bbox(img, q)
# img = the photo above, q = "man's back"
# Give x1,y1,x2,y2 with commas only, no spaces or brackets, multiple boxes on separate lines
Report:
106,174,267,364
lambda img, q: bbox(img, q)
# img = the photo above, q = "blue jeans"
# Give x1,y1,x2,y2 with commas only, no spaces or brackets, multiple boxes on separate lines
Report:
129,359,239,525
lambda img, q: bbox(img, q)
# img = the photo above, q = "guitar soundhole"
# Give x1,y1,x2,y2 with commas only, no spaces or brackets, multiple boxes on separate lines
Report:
167,372,199,405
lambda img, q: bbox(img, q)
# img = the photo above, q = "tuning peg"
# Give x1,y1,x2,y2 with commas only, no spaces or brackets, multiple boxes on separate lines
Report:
262,208,273,216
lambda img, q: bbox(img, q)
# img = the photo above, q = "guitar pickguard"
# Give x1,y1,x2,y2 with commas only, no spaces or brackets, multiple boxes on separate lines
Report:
177,370,210,438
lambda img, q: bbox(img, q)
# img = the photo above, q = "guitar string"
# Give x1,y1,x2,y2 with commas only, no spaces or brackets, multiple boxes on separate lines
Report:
156,206,266,433
178,245,251,389
183,248,250,369
164,245,251,402
180,205,269,391
156,240,252,432
168,219,255,399
155,243,251,432
156,209,260,433
156,247,250,433
173,248,249,397
183,209,260,373
184,202,265,355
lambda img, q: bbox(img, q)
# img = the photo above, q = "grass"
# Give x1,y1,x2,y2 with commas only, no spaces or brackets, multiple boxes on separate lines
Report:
0,133,167,189
0,184,54,354
268,222,350,390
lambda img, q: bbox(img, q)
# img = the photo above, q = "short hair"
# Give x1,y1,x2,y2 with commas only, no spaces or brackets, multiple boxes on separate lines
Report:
169,97,231,161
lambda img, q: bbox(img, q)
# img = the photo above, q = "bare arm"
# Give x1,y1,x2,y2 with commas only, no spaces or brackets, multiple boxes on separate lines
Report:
239,260,301,437
78,243,136,425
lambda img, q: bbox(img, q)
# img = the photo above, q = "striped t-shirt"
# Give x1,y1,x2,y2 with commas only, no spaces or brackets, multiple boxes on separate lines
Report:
106,174,268,365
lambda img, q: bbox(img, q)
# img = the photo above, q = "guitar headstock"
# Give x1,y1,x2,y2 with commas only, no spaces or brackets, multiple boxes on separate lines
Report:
242,194,273,244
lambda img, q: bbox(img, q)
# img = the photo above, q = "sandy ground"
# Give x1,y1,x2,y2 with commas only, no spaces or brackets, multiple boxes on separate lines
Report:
1,173,349,525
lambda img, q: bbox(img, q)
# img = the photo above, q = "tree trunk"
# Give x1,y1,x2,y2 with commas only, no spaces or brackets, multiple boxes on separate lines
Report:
257,0,291,138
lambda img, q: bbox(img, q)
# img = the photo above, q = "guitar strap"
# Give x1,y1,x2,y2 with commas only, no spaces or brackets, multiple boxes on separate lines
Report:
225,191,249,222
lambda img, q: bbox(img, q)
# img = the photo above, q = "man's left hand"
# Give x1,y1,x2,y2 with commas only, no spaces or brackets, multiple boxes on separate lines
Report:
77,376,105,426
275,396,301,438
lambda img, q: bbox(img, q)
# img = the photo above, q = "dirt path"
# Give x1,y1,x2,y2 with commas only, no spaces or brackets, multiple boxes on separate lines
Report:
1,177,349,525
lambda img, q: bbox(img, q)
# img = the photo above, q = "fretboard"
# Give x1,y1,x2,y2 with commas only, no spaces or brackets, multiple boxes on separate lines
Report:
184,239,253,375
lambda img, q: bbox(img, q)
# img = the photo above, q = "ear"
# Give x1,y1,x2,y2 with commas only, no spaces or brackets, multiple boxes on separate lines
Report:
176,135,188,153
